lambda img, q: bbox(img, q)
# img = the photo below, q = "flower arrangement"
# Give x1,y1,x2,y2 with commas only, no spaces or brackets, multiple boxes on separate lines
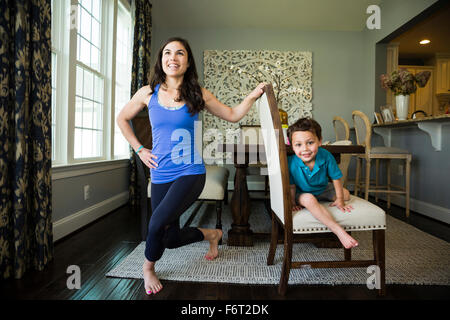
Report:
380,68,431,96
230,62,305,103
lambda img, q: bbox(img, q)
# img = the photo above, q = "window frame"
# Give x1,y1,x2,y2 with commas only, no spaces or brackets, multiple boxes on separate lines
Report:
52,0,134,168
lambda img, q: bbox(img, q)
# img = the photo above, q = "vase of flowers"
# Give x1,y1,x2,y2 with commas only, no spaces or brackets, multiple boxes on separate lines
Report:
395,95,410,120
380,68,431,120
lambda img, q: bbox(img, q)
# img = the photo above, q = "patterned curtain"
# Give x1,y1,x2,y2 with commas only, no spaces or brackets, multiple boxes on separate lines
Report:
129,0,152,208
0,0,53,279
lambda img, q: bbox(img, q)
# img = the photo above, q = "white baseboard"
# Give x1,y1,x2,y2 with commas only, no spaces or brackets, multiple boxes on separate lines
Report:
53,191,129,242
377,194,450,224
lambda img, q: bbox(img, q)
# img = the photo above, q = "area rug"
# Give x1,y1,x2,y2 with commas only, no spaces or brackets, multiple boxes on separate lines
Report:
106,201,450,286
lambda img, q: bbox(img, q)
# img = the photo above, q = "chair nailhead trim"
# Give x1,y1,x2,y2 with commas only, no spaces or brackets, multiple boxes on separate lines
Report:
294,225,386,232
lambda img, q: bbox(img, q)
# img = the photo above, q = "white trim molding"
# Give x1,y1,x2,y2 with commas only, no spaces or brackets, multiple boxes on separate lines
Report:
52,191,129,242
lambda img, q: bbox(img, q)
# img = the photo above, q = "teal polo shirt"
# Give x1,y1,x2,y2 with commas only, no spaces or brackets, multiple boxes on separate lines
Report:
288,147,343,195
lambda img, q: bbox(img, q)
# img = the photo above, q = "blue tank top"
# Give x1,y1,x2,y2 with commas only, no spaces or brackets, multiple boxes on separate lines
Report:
148,84,205,183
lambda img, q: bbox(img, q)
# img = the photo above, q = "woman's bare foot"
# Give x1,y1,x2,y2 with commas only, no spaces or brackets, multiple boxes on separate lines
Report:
199,228,222,260
335,229,359,249
143,259,163,295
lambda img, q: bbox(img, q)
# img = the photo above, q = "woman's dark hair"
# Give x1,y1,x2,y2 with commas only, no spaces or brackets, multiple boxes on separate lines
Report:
149,37,205,115
287,117,322,143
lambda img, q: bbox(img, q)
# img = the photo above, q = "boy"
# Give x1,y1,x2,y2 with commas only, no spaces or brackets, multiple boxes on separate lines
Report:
287,118,358,249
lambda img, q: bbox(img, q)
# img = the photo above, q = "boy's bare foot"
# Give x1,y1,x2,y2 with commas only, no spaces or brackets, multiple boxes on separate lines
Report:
143,260,163,295
335,229,359,249
205,229,222,260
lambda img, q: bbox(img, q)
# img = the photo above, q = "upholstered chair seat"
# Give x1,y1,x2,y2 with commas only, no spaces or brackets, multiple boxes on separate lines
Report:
292,195,386,234
147,165,229,200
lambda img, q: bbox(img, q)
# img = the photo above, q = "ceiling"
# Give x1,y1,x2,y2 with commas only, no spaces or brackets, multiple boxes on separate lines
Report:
390,2,450,59
152,0,381,31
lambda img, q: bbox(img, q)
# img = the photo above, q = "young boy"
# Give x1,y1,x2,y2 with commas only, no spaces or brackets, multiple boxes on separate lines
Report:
287,118,358,249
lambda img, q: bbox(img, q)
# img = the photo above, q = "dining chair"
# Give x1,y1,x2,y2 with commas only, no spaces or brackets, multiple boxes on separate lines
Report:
332,116,350,141
257,84,386,296
352,110,412,217
332,116,352,188
240,124,269,194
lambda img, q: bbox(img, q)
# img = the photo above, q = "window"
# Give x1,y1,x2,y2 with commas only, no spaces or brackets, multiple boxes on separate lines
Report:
114,1,133,158
51,0,134,166
75,0,104,160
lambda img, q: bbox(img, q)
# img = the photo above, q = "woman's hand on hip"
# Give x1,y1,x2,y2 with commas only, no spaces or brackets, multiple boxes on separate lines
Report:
139,148,158,169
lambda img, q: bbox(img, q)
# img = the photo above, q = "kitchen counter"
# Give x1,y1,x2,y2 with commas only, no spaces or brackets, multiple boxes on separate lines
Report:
372,114,450,151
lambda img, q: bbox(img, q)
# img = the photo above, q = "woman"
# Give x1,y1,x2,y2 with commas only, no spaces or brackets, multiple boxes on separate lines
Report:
117,37,265,295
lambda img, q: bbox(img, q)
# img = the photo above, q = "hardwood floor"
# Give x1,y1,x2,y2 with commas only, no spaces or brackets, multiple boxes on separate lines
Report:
1,198,449,301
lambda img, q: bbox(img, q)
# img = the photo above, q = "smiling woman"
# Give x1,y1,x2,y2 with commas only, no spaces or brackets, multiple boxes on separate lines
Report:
116,36,265,296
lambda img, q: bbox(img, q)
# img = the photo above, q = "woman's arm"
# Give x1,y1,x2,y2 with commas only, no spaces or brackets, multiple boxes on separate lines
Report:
116,85,158,168
202,83,265,123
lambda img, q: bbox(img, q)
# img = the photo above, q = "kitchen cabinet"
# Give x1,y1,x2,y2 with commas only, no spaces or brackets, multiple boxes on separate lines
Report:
436,57,450,94
401,65,434,117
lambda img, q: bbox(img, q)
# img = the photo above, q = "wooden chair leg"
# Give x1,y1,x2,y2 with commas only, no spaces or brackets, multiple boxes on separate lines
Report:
265,175,269,195
364,158,371,201
278,236,292,295
405,156,411,218
354,157,361,196
386,159,391,209
267,211,279,265
375,159,379,202
373,229,386,296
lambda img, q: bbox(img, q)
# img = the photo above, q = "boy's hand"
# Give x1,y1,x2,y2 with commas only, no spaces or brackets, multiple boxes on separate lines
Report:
330,199,353,213
291,202,303,212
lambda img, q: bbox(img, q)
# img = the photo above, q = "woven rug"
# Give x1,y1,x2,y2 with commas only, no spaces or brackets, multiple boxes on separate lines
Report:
106,201,450,286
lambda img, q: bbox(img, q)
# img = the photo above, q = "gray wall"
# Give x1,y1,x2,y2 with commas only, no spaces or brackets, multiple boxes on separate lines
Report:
52,161,130,241
152,27,367,142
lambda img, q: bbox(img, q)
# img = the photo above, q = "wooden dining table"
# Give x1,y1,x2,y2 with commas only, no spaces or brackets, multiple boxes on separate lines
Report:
217,143,365,246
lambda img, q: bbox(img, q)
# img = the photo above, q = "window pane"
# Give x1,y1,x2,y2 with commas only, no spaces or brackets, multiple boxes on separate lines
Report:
79,36,90,66
93,102,102,129
81,0,92,13
75,97,83,127
92,19,100,48
80,7,91,41
91,46,99,72
95,130,102,157
83,69,93,100
83,100,93,128
76,66,83,96
94,74,103,102
82,129,93,158
75,64,104,160
92,0,101,21
74,128,82,159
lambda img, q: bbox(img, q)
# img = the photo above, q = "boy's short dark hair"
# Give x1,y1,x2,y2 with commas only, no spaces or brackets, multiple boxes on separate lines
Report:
287,117,322,142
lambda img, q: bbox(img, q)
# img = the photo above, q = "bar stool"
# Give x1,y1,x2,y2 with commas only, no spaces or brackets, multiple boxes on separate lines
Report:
332,116,352,188
352,110,412,217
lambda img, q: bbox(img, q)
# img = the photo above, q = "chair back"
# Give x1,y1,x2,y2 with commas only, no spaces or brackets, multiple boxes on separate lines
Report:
256,84,292,228
332,116,350,141
240,125,263,145
352,110,372,153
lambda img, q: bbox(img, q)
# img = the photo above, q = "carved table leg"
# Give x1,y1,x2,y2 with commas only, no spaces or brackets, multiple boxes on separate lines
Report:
228,163,253,246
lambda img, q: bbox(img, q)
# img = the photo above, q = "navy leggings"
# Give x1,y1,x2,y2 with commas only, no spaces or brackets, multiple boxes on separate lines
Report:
145,173,206,262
